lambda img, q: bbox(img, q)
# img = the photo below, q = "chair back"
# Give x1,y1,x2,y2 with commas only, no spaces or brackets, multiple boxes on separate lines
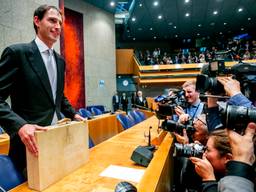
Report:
0,155,25,191
89,137,95,148
91,107,103,116
79,108,93,118
134,110,146,120
116,114,134,129
128,111,142,124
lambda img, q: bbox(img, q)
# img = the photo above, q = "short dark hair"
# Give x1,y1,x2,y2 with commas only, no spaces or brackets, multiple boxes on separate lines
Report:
33,4,62,33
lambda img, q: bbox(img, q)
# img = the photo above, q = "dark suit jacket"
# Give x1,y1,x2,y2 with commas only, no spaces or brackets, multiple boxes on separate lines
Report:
134,97,148,109
0,40,76,171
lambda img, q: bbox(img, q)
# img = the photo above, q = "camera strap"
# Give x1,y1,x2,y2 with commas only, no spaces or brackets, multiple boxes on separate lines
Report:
186,102,204,120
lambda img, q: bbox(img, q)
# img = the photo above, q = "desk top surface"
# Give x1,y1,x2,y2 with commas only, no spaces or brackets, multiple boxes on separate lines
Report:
12,116,165,192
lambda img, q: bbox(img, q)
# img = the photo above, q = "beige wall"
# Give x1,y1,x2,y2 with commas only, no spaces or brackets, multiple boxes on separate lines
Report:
0,0,116,110
64,0,116,110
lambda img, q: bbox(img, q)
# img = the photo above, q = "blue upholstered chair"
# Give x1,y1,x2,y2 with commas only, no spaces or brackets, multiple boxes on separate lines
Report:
78,108,93,119
128,111,142,124
91,107,103,116
0,127,4,134
134,110,146,121
0,155,25,191
116,114,134,130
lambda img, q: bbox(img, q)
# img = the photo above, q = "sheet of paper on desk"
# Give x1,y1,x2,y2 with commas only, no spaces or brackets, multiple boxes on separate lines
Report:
100,165,145,183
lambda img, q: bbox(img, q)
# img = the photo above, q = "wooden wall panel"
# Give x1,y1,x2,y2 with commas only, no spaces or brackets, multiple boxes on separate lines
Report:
116,49,134,74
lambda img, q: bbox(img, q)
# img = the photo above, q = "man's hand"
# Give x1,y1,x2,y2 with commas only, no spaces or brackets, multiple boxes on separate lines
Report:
190,154,216,181
74,114,86,121
217,77,241,96
227,122,256,166
174,106,185,116
173,128,189,144
18,124,47,156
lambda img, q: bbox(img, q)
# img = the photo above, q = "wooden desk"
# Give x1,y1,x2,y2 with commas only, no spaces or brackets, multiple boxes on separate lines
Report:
12,116,174,192
0,133,10,155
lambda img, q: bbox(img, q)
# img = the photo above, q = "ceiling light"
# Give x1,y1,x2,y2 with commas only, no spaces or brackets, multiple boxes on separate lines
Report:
133,37,136,40
175,35,178,38
248,17,251,21
168,22,173,25
150,27,153,30
139,3,142,7
174,26,177,29
213,11,218,15
238,8,243,12
241,28,244,31
158,15,162,19
131,17,136,22
185,13,190,17
138,28,142,31
154,36,157,39
210,22,215,26
224,22,227,25
219,32,223,35
197,33,200,36
198,24,202,27
185,0,190,3
110,1,115,7
153,1,159,6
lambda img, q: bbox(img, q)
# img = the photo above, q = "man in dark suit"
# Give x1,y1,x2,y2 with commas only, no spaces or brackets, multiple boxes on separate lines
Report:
0,5,84,174
112,92,120,112
134,90,148,109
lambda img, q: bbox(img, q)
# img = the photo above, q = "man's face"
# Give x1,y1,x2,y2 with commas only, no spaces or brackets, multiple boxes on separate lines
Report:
183,85,199,104
34,8,62,47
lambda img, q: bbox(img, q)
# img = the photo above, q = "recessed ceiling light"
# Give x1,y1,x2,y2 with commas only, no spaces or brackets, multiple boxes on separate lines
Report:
175,34,178,38
219,32,223,35
248,17,251,21
133,37,136,40
149,27,153,30
168,22,173,25
185,13,190,17
174,26,177,29
224,22,227,25
198,24,202,27
153,1,159,6
241,28,244,31
139,3,142,7
158,15,162,19
213,11,218,15
238,8,243,12
110,1,115,7
131,17,136,22
210,22,215,26
154,36,157,39
138,28,142,31
185,0,190,3
197,33,200,36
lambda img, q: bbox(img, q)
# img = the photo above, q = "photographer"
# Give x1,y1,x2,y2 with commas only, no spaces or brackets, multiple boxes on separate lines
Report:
218,122,255,192
174,80,204,124
190,129,232,192
207,76,254,131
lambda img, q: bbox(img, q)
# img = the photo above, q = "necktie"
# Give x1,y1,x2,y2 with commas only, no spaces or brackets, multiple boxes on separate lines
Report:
45,49,57,100
45,49,58,125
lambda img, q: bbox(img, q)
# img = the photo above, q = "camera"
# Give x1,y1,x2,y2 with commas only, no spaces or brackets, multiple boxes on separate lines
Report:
219,105,256,134
196,62,256,96
155,89,187,119
174,143,205,158
162,119,195,136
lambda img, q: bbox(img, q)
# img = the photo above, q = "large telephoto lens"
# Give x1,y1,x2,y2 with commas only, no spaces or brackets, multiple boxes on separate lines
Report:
222,105,256,133
196,74,224,94
174,143,205,158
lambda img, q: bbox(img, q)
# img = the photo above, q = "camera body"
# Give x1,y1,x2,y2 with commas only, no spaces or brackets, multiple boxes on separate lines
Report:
174,143,205,158
196,62,256,96
155,90,187,120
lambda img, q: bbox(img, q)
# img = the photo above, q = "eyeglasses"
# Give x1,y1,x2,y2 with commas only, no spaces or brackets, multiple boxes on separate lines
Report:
193,117,207,126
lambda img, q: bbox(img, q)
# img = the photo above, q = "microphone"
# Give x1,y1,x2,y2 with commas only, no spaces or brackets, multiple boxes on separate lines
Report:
115,181,137,192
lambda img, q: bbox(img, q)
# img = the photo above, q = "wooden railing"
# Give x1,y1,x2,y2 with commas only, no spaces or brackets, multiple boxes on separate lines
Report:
133,57,256,85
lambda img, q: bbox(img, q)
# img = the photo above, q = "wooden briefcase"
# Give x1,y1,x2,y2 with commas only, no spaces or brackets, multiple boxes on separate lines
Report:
26,120,89,191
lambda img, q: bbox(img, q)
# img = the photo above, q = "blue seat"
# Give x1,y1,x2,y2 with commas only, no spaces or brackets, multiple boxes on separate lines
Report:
78,108,93,119
0,155,25,191
128,111,142,124
89,137,95,148
86,105,105,113
134,111,146,121
91,107,103,116
0,127,4,134
116,114,134,129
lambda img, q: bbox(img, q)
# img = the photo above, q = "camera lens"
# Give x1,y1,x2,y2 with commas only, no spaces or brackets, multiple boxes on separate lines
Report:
174,143,205,158
196,74,225,94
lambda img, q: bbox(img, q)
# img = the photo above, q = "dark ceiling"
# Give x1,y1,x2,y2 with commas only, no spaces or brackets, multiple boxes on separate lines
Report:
84,0,256,42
